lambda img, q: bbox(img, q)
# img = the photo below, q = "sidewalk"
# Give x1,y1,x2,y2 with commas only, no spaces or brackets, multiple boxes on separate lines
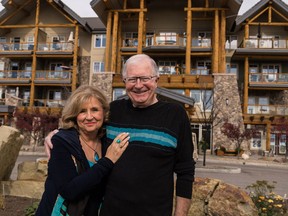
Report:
19,146,288,169
196,153,288,169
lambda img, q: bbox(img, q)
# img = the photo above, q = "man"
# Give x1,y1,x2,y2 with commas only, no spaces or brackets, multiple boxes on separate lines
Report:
46,54,195,215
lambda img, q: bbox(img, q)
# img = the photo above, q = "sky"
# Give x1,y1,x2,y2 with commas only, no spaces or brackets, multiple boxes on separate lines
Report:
1,0,288,17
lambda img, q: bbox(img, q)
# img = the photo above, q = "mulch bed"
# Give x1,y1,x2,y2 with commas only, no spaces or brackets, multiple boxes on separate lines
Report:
0,195,39,216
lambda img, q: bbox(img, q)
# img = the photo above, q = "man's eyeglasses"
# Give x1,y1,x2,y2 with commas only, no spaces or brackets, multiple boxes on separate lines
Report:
123,76,157,84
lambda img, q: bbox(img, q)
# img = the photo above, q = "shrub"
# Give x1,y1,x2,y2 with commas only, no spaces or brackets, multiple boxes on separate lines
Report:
25,201,39,216
246,180,288,215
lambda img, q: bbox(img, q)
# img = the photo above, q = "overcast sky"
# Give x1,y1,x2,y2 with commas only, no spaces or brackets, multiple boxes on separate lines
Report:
0,0,288,17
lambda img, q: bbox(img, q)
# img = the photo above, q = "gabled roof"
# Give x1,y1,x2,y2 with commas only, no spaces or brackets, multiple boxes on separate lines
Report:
91,0,242,31
235,0,288,26
0,0,93,32
117,87,195,107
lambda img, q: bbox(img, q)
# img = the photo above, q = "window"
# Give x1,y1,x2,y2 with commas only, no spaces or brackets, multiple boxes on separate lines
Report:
251,132,262,150
190,90,212,111
197,32,211,47
48,90,62,100
191,61,211,75
247,97,256,114
124,32,138,47
26,36,34,50
258,97,269,113
11,37,20,50
23,90,30,106
226,63,238,76
249,64,259,82
24,63,32,78
262,64,279,82
0,37,6,43
93,62,105,73
158,61,176,74
225,36,237,49
52,36,65,50
157,32,177,45
113,88,126,100
95,34,106,48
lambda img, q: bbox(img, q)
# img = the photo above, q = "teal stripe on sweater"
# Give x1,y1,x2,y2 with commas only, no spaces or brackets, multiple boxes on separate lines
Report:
106,125,177,148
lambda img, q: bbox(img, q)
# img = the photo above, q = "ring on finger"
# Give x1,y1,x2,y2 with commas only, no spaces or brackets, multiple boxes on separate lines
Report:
116,139,121,144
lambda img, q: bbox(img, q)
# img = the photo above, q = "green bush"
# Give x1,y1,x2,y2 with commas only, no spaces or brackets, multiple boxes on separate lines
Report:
25,201,39,216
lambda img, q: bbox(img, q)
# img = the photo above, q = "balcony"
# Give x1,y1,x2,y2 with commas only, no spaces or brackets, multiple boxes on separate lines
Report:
0,42,74,54
0,71,31,84
32,99,66,108
249,73,288,88
35,70,71,84
121,33,212,52
247,104,288,116
37,42,74,53
244,38,288,49
0,70,71,84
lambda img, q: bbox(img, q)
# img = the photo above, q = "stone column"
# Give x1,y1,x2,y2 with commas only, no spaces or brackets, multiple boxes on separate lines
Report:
90,72,114,102
212,74,246,150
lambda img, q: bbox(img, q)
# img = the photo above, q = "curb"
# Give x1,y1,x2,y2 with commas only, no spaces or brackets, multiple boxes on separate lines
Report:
196,166,241,173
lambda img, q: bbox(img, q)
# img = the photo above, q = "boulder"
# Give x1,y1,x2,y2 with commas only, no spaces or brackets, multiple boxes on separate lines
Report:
0,126,24,181
1,180,44,200
17,160,48,181
187,177,258,216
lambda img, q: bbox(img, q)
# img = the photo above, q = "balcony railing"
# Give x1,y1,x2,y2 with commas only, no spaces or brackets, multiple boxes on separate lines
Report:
122,34,211,48
247,104,288,115
0,70,31,79
249,73,288,83
243,38,288,49
35,70,71,80
37,42,73,51
0,42,74,52
32,99,66,108
0,70,71,83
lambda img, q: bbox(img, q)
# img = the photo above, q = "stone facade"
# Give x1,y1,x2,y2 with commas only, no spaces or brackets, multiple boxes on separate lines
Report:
78,56,91,85
90,72,114,102
212,74,247,150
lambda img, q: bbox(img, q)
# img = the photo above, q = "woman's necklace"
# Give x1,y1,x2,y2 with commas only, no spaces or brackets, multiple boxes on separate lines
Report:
80,136,100,162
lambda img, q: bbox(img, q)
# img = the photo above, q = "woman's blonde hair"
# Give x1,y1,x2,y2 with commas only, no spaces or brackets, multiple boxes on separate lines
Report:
61,85,109,137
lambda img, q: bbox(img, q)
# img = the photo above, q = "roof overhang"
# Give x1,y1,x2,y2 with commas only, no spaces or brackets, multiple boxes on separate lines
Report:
117,87,195,107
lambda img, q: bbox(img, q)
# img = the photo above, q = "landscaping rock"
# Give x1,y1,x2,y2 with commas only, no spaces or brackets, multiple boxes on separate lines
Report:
0,126,24,181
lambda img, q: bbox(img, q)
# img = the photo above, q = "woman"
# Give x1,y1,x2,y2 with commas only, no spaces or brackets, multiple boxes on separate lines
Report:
36,85,129,216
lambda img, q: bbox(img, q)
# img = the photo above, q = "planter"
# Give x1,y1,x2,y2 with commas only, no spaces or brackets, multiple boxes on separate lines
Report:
216,149,225,156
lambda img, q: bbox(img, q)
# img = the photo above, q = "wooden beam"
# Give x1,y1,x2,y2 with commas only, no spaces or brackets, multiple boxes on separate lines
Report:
137,0,144,54
110,8,147,13
105,11,113,72
243,57,249,115
72,25,79,91
0,24,75,28
212,10,219,73
185,8,229,12
0,0,32,26
111,12,119,72
29,0,40,107
185,0,192,75
116,21,122,73
219,10,226,73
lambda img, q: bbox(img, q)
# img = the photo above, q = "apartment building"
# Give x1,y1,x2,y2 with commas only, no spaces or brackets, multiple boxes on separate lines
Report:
0,0,93,124
90,0,288,155
1,0,287,156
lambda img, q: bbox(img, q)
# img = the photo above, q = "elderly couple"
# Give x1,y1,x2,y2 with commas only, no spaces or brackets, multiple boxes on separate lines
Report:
36,54,195,216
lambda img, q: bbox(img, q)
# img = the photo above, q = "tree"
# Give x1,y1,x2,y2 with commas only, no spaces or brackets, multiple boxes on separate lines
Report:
192,82,224,166
221,121,257,158
14,108,60,150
